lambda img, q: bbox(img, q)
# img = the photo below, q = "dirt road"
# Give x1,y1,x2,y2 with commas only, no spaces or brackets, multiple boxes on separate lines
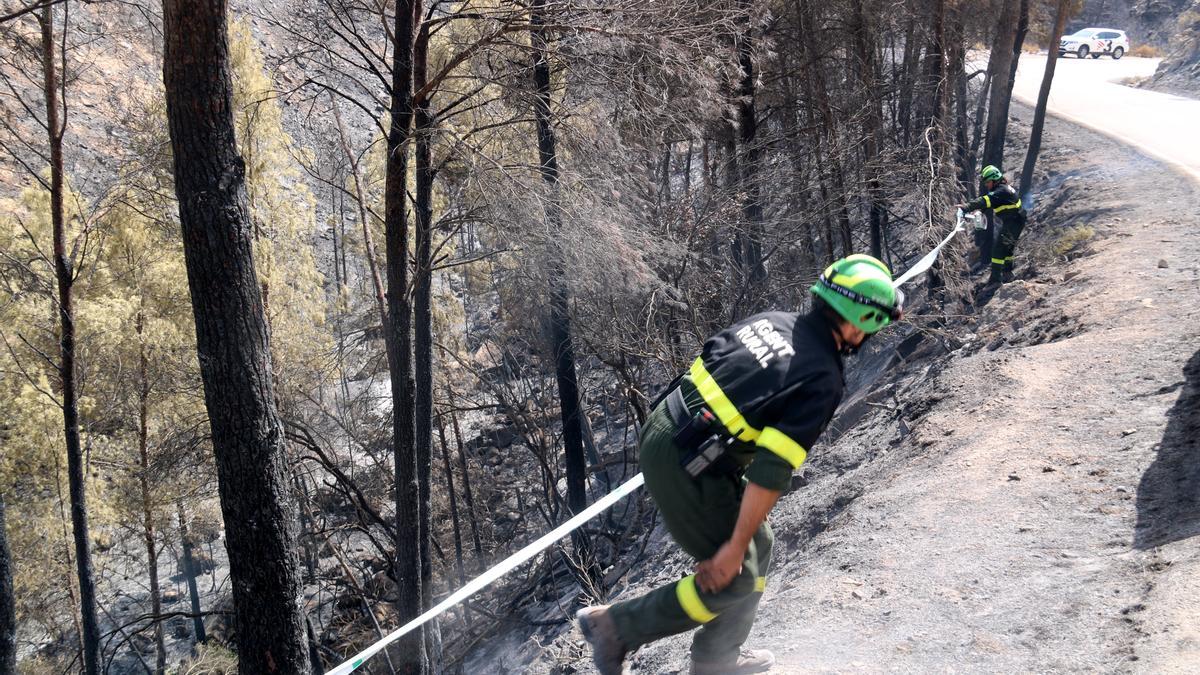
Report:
559,105,1200,673
1011,54,1200,182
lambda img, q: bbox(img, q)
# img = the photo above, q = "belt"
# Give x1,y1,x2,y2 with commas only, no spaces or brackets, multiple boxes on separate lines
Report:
664,385,741,478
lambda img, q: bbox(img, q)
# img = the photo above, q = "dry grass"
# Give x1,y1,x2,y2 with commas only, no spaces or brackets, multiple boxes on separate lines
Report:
1130,44,1162,58
175,644,239,674
1052,225,1096,258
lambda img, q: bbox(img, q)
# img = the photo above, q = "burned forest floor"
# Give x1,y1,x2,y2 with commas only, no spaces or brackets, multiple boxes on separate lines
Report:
482,103,1200,674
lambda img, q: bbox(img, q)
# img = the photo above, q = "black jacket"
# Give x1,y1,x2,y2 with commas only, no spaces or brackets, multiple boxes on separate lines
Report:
679,311,844,491
964,181,1027,229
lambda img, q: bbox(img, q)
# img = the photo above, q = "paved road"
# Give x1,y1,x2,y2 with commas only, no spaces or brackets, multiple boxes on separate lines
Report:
1010,53,1200,182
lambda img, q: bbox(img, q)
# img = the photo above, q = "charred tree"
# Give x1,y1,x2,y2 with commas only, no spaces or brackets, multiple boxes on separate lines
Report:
981,0,1020,169
412,7,442,668
1020,0,1070,196
1006,0,1032,102
380,0,427,669
449,410,484,566
531,0,595,583
39,7,101,672
733,0,767,300
161,0,311,671
436,415,466,584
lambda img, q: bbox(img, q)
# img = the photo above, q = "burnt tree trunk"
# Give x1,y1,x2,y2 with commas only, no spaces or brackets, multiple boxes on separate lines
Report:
436,415,466,584
382,0,426,670
1006,0,1031,102
40,7,101,673
981,0,1020,169
161,1,310,671
0,495,15,675
531,0,595,583
449,410,484,566
412,10,442,668
952,8,973,187
1020,0,1070,196
967,72,992,179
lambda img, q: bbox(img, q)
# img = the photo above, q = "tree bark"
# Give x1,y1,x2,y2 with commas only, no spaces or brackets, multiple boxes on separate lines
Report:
136,311,166,674
40,7,102,673
0,495,16,675
177,501,207,644
919,0,948,130
412,9,442,669
981,0,1020,169
436,415,465,584
1020,0,1070,196
951,7,973,187
1006,0,1031,101
531,0,595,582
161,1,310,671
382,0,426,670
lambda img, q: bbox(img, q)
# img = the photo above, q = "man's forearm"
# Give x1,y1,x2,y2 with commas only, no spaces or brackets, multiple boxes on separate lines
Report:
729,483,782,553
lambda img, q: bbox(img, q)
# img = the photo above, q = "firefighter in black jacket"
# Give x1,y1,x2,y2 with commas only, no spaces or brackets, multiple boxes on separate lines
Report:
959,164,1027,285
576,254,903,675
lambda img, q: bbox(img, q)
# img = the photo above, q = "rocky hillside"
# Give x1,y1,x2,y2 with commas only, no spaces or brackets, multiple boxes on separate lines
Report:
1076,0,1194,46
1147,2,1200,95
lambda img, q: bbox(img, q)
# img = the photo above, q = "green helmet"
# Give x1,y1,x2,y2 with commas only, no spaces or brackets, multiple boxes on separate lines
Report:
980,165,1003,182
810,254,903,334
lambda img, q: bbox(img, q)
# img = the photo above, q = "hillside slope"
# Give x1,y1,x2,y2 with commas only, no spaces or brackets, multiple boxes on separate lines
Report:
539,106,1200,674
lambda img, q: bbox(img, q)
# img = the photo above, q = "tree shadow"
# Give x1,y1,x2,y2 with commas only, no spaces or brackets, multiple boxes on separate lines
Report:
1134,347,1200,549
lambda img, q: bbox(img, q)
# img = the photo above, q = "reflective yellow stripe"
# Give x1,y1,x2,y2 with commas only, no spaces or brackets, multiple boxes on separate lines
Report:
676,575,718,623
689,358,760,442
755,576,767,593
991,258,1005,265
1004,257,1014,262
993,201,1021,213
756,427,807,469
983,195,992,208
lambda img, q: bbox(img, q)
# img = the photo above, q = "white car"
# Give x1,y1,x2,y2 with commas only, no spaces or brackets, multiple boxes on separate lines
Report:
1059,28,1130,60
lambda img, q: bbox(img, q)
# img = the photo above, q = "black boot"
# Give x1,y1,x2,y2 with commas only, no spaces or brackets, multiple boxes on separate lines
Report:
1002,261,1015,283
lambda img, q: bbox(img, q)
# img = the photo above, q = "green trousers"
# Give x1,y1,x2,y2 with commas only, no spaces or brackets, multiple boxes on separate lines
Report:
608,402,774,662
990,216,1025,277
